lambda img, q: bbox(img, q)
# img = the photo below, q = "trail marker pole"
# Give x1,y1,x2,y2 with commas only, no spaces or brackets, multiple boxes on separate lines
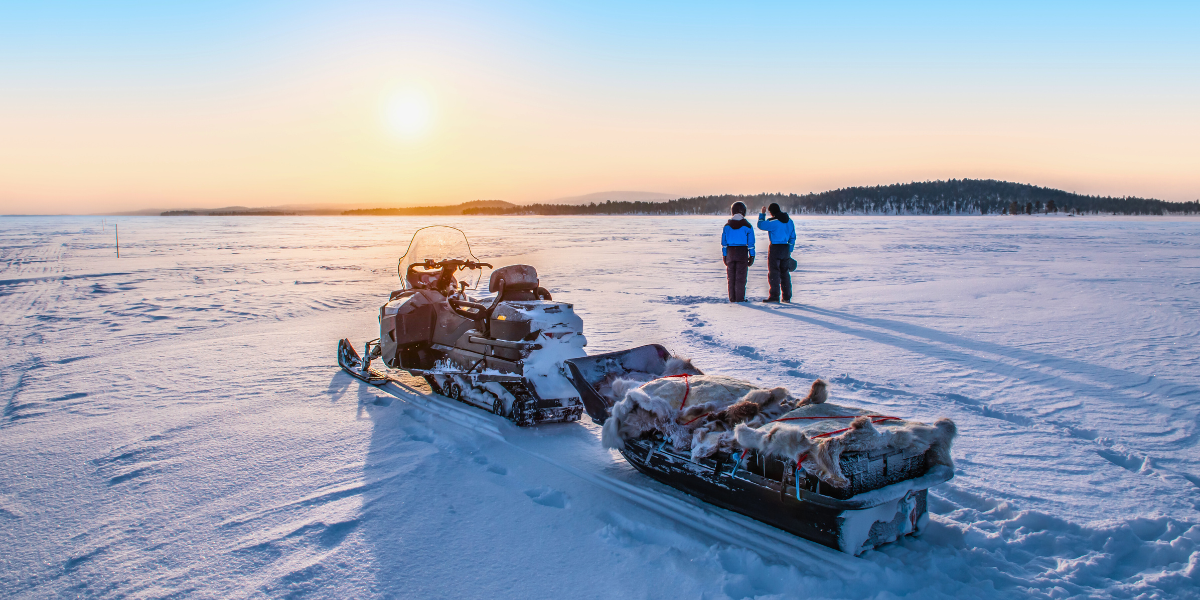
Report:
116,224,119,258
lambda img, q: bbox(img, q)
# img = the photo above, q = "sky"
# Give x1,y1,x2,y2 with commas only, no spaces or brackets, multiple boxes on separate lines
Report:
1,1,1197,214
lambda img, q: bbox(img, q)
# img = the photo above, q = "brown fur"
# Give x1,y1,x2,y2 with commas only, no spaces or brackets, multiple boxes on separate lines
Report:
798,379,827,406
716,399,761,425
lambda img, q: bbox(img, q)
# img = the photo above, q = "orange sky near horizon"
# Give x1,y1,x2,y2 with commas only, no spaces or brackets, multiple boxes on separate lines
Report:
1,2,1197,214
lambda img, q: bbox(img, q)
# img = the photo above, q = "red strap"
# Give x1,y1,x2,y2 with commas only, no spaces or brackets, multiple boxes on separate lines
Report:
805,416,901,440
642,373,704,426
772,414,899,423
664,374,691,421
796,452,808,470
790,416,899,470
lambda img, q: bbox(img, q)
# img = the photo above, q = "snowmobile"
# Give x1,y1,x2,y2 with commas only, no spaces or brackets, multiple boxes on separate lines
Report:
338,226,587,425
564,347,955,555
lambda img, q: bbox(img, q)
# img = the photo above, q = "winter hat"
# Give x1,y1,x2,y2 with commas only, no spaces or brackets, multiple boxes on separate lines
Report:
730,202,747,216
768,203,784,219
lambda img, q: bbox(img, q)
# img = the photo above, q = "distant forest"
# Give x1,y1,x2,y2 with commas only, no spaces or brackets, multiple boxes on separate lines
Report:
163,180,1198,217
342,200,513,216
453,180,1197,216
162,210,296,216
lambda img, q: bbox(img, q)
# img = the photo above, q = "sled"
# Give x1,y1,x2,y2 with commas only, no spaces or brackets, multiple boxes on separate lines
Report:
564,349,954,555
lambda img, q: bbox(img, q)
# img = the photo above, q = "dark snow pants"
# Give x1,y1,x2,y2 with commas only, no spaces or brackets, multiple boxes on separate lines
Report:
767,244,792,301
725,246,750,302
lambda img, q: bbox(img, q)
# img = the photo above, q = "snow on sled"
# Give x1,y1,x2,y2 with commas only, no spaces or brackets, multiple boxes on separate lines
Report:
338,226,587,426
565,349,956,555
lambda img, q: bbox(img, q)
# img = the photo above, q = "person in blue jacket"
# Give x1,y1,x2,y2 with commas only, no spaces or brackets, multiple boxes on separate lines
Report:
721,202,755,302
757,202,796,302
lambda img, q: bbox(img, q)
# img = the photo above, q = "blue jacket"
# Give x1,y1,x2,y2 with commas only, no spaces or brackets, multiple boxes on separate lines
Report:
757,212,796,252
721,218,755,257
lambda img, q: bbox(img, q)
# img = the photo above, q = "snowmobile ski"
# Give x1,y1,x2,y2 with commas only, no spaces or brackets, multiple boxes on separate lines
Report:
337,338,388,386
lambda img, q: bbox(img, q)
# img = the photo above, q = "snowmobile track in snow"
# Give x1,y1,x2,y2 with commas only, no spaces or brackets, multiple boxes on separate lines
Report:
370,374,866,574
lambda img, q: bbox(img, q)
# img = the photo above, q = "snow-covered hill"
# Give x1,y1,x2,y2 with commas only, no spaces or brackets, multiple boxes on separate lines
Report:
1,215,1197,599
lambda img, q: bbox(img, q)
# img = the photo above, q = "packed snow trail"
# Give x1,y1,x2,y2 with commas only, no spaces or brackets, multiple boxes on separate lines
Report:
0,216,1197,599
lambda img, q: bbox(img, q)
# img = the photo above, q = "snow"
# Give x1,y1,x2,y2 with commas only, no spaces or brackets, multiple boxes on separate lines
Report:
838,494,912,556
497,300,586,401
1,215,1198,599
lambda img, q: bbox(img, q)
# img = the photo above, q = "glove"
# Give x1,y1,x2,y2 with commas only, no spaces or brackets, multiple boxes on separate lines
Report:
747,256,755,267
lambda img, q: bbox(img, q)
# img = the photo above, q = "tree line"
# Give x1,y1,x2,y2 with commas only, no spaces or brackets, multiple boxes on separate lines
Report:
343,200,513,216
455,180,1199,216
162,210,296,216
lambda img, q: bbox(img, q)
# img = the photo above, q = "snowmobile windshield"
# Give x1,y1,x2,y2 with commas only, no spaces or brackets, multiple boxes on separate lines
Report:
397,226,485,290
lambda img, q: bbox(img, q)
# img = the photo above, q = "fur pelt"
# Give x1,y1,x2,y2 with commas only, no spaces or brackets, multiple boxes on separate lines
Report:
601,375,823,460
594,357,700,407
797,379,827,406
735,403,957,489
602,373,956,488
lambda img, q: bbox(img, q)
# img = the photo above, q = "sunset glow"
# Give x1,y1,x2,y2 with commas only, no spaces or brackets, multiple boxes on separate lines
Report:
0,1,1196,214
385,89,435,142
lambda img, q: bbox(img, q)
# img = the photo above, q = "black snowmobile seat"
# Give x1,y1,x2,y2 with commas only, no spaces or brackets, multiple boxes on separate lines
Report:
489,265,540,302
475,265,553,331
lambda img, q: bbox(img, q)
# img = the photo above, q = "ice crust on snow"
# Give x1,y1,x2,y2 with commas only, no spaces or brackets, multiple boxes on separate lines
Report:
1,215,1198,599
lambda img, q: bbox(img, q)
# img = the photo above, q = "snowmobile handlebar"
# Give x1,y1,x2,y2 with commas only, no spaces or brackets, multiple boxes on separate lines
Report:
421,258,492,271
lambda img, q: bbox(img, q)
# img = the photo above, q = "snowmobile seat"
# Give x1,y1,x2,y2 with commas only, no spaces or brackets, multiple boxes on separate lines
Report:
488,265,541,302
477,265,554,335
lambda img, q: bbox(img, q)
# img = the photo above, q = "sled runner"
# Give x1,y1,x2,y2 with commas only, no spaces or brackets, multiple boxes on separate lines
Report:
564,350,956,555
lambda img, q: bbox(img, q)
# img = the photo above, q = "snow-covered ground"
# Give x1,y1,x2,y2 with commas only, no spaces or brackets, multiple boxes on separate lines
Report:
2,215,1198,599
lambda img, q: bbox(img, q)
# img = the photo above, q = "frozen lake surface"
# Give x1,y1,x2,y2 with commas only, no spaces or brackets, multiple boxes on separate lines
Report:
2,215,1198,599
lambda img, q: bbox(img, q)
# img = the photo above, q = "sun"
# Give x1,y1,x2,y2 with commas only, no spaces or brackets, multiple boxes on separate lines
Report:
384,90,434,141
